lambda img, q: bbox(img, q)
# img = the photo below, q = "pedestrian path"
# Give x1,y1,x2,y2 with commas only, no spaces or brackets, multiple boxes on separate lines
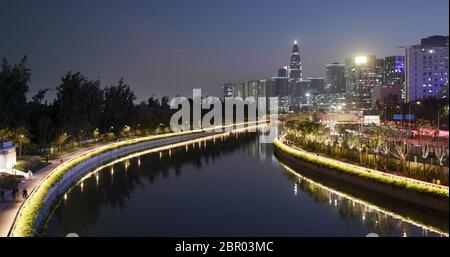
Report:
0,145,102,237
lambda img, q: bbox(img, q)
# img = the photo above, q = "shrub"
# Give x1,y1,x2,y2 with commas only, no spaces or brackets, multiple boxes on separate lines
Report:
273,138,449,200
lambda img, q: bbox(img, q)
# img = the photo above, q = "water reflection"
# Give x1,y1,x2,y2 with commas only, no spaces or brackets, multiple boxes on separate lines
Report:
44,130,448,237
282,164,447,237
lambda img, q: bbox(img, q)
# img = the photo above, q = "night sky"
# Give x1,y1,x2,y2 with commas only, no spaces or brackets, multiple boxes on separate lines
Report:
1,0,449,101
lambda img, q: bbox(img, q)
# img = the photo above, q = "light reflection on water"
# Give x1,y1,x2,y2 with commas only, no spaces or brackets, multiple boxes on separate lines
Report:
44,130,448,237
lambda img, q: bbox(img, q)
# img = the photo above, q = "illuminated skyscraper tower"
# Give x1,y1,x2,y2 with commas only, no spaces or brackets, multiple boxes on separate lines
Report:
289,40,302,81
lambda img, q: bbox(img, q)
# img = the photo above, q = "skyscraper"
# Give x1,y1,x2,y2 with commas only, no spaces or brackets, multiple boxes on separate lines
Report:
420,35,449,48
384,56,406,101
289,40,302,81
345,55,382,110
306,77,325,93
325,63,346,93
405,36,449,102
278,66,288,77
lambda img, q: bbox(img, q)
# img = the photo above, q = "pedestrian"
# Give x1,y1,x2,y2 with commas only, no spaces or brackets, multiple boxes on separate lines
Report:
22,188,28,199
12,188,16,200
0,189,4,202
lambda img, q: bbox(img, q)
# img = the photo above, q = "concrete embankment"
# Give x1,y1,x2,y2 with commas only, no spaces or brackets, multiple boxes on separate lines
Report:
10,132,215,236
273,138,449,214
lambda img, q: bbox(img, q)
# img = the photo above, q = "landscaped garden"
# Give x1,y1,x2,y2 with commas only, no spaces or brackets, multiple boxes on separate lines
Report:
283,116,449,185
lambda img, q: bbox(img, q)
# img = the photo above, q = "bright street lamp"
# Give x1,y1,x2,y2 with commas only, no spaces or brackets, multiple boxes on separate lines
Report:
19,134,24,159
408,101,421,137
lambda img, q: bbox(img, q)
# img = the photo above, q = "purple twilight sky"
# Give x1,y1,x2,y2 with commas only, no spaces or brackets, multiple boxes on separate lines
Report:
1,0,449,101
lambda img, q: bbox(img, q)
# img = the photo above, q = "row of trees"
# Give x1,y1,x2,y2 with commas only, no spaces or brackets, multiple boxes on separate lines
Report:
284,118,449,184
372,96,449,130
0,56,174,154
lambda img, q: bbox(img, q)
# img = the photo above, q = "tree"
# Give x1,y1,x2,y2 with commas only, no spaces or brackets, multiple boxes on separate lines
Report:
391,142,409,173
13,127,30,158
434,147,449,167
0,56,30,128
54,72,103,137
381,141,390,171
367,127,384,169
102,78,136,134
0,128,13,141
28,88,56,150
421,143,431,176
54,133,70,152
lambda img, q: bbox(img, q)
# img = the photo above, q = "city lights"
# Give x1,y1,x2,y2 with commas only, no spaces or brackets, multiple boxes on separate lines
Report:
0,1,448,244
354,55,367,65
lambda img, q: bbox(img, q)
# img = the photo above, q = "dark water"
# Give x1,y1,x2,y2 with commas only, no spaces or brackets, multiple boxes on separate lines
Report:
44,131,448,237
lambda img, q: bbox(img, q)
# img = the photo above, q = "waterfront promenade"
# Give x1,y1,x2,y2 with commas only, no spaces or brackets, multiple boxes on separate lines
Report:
0,144,111,236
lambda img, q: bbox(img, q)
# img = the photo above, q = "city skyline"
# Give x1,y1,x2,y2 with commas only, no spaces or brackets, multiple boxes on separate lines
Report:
1,0,449,242
1,0,449,101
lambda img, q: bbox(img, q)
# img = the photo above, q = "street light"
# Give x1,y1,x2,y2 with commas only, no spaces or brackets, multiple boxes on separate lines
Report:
408,101,421,137
19,134,24,160
437,105,448,145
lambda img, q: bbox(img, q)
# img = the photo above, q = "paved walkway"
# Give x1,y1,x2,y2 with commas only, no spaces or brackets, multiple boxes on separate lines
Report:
0,145,104,237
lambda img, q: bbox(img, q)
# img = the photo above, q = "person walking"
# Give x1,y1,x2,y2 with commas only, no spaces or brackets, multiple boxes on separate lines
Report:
22,188,28,200
12,188,17,200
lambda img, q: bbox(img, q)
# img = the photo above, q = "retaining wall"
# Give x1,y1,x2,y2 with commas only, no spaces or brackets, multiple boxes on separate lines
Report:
26,132,215,235
274,144,449,213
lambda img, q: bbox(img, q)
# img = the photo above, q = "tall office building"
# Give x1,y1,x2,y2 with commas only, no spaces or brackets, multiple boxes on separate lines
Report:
278,66,288,77
290,80,311,106
405,36,449,102
420,35,449,47
289,40,302,81
375,58,385,84
384,56,406,101
325,63,346,93
345,55,383,110
306,77,325,93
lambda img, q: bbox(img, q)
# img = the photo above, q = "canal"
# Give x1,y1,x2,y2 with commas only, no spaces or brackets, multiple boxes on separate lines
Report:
43,130,448,237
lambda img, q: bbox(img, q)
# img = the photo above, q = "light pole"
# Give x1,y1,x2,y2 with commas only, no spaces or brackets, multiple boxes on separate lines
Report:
408,101,421,137
19,134,24,160
399,103,404,137
437,106,447,145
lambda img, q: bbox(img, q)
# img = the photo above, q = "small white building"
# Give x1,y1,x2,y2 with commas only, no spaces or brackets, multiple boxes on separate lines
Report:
0,141,16,172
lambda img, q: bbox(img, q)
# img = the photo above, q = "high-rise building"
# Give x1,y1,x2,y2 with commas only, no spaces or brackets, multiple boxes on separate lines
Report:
405,36,449,102
311,92,347,111
289,40,302,81
223,83,233,98
375,58,385,84
420,35,449,47
223,82,244,98
325,63,346,93
290,80,311,106
384,56,406,101
306,77,325,93
345,55,383,110
277,66,288,77
371,84,402,109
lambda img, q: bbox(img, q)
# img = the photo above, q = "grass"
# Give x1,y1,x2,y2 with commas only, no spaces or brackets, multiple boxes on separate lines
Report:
11,121,264,237
273,137,449,200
